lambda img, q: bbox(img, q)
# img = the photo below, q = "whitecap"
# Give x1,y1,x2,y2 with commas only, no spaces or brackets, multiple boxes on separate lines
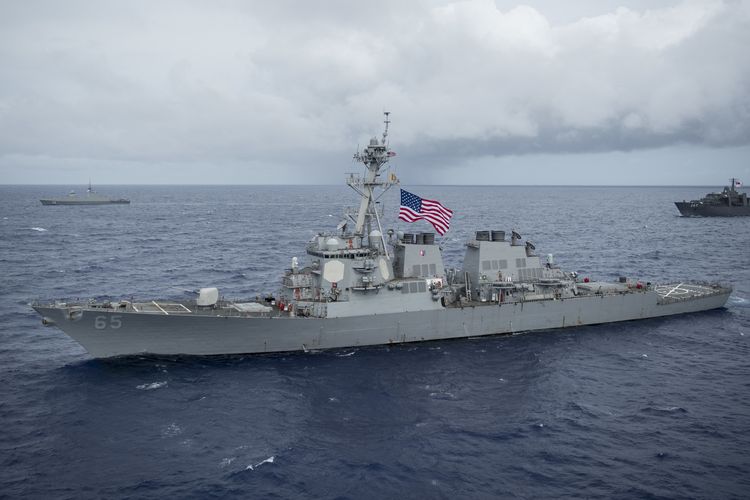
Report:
246,456,275,470
137,381,167,390
729,296,748,306
29,227,47,232
336,351,356,357
429,391,455,400
161,423,182,437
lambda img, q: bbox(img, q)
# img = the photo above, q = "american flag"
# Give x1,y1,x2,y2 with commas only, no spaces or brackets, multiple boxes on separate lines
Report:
399,189,454,236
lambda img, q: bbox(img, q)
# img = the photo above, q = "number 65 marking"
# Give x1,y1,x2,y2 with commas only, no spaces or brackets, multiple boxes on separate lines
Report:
94,315,122,330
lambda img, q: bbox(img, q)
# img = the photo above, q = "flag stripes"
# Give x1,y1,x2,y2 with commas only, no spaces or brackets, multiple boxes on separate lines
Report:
399,189,454,236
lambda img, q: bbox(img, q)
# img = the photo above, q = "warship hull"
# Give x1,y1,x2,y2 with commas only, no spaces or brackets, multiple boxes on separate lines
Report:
40,199,130,206
674,201,750,217
33,285,730,358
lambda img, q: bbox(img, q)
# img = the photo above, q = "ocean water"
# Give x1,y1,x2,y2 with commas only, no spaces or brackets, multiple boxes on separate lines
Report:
1,184,749,499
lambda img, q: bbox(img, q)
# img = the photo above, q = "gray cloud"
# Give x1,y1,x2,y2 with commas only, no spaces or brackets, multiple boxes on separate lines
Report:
1,0,749,184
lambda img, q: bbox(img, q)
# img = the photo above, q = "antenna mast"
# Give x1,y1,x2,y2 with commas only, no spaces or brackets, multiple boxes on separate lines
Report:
348,112,399,241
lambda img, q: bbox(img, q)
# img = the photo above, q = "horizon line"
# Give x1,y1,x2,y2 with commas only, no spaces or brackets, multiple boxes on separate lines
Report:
0,183,728,188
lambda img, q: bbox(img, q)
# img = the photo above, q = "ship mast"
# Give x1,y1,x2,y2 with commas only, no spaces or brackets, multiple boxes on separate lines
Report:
349,112,398,242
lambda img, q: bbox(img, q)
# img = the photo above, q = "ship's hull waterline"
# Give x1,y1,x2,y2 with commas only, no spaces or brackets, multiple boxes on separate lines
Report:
34,288,730,358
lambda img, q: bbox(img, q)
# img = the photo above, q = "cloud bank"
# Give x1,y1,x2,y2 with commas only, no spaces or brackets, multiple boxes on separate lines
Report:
0,0,748,183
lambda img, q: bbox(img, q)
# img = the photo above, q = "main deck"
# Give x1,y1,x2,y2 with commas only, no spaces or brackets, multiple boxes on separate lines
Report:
35,281,731,323
653,283,730,304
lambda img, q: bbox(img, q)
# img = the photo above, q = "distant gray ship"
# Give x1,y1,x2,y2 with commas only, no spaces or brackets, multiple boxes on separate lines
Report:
40,181,130,205
675,179,749,216
33,114,731,358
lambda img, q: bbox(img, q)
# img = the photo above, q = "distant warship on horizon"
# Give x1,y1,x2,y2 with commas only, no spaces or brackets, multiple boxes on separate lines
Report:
40,181,130,206
33,113,732,358
675,179,749,216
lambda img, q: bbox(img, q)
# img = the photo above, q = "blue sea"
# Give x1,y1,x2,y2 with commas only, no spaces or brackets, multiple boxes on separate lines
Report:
1,184,749,499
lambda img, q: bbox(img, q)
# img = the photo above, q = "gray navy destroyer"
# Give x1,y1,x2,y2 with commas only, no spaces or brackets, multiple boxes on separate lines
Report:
40,181,130,205
33,114,732,358
675,179,749,216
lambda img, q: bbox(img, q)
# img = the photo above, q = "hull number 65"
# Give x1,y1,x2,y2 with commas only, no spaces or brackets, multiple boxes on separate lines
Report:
94,315,122,329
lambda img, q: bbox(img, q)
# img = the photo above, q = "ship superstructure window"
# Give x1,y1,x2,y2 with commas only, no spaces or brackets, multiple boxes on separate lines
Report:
409,282,419,293
422,264,429,276
482,260,492,271
516,258,527,268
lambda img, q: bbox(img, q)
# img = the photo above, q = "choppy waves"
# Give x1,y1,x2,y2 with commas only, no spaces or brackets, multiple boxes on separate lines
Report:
1,185,749,498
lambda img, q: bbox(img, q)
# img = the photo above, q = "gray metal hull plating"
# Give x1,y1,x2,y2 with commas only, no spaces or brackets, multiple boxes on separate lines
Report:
674,201,750,217
34,290,730,358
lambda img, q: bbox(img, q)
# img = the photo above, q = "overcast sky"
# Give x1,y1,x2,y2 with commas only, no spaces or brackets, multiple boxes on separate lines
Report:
1,0,749,185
